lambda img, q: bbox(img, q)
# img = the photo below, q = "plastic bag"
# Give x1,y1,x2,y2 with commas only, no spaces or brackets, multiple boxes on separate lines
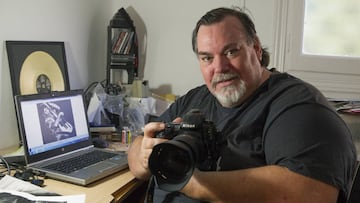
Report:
88,83,149,133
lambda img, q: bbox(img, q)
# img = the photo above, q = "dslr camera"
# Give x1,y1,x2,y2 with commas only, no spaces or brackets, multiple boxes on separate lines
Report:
148,109,220,192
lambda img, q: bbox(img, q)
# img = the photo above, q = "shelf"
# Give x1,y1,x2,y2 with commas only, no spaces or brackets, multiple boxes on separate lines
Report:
111,28,135,55
106,8,138,85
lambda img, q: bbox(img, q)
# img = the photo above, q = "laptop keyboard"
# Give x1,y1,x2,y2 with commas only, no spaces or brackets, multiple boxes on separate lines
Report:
44,150,118,174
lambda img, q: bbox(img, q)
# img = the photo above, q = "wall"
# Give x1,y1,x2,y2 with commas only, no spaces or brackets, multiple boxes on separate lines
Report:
0,0,113,149
0,0,275,149
114,0,276,95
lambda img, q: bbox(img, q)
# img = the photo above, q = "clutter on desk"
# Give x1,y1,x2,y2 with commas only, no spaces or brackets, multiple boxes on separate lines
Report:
0,175,85,203
91,137,109,148
0,189,85,203
89,125,117,133
329,98,360,114
87,82,146,130
85,81,173,150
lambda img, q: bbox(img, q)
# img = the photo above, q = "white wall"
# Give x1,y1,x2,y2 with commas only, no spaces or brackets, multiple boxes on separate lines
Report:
0,0,113,149
115,0,276,95
0,0,275,149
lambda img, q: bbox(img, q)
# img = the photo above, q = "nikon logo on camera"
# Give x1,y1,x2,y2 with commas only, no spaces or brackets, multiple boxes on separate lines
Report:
182,123,196,129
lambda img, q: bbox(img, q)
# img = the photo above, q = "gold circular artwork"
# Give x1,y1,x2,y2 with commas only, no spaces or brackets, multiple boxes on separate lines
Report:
19,51,65,95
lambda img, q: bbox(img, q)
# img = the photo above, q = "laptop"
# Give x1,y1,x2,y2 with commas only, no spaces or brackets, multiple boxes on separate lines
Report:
14,89,128,186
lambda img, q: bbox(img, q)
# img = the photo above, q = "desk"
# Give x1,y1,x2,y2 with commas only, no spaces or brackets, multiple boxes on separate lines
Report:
43,168,142,203
1,146,143,203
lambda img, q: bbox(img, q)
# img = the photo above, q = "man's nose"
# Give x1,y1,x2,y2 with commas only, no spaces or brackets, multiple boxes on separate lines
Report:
213,56,230,73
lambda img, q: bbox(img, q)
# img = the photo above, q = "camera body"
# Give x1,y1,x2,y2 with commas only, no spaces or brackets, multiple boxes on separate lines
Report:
155,119,219,170
148,109,220,191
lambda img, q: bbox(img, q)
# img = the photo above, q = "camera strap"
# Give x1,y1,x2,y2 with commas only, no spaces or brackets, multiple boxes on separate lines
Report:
145,176,155,203
145,176,184,203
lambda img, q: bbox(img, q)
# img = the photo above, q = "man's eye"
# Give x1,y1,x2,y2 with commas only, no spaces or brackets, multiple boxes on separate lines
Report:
225,49,239,58
200,56,213,62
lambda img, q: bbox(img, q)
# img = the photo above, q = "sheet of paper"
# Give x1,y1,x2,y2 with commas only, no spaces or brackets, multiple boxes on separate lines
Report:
0,189,85,203
0,175,51,195
0,175,85,203
87,92,101,122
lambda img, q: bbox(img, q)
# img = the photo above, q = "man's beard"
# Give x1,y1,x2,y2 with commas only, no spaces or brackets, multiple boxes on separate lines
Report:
212,73,246,108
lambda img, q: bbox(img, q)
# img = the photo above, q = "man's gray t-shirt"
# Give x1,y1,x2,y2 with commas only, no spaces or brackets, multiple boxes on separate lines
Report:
151,71,356,203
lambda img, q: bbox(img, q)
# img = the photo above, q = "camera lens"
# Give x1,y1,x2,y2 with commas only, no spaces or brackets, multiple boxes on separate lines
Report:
152,143,192,182
148,134,201,191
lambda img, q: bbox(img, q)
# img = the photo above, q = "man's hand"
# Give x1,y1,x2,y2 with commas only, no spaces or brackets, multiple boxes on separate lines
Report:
128,118,182,180
139,122,167,172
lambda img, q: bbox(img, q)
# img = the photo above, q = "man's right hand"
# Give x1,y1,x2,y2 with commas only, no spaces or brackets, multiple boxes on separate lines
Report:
128,117,182,180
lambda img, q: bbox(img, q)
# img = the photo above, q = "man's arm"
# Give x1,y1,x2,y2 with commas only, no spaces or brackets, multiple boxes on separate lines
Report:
179,105,349,203
181,165,339,203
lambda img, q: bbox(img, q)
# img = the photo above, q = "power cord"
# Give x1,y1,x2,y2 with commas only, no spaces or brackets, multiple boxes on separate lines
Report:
1,157,45,187
0,155,11,177
13,168,45,187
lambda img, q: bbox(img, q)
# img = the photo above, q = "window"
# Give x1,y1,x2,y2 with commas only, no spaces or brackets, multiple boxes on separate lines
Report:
303,0,360,57
275,0,360,99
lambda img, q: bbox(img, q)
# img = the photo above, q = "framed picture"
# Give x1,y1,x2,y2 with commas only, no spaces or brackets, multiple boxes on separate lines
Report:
6,41,70,96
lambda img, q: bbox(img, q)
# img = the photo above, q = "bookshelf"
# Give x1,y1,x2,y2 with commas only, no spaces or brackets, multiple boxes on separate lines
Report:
106,8,138,86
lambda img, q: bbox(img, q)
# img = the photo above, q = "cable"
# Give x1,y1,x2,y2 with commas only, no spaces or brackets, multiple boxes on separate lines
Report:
0,155,11,176
83,81,104,96
13,168,45,187
0,158,44,187
83,80,104,107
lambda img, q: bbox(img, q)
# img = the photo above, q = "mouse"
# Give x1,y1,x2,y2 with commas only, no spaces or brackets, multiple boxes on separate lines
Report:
92,137,108,148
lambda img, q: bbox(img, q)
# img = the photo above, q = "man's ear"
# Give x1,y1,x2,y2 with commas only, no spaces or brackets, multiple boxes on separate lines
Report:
253,36,263,61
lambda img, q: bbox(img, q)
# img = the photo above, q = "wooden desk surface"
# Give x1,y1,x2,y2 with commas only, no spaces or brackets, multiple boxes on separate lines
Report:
1,146,141,203
43,168,138,203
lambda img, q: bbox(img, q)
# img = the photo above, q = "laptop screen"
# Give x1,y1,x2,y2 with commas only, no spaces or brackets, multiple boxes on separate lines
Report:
15,90,93,163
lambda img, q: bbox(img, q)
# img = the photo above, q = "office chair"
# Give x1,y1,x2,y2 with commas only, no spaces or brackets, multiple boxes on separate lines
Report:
347,161,360,203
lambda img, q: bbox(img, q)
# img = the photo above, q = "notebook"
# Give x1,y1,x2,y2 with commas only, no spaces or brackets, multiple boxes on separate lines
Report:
14,89,128,186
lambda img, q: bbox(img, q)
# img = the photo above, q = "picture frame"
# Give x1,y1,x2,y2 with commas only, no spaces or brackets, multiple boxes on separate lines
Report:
5,41,70,96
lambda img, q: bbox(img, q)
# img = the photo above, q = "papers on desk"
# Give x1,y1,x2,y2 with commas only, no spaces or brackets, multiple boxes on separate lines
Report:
0,175,51,195
331,100,360,114
0,175,85,203
0,190,85,203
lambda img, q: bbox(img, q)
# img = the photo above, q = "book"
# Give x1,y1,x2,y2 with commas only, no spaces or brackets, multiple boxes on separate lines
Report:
118,31,129,54
112,31,126,53
124,31,134,54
